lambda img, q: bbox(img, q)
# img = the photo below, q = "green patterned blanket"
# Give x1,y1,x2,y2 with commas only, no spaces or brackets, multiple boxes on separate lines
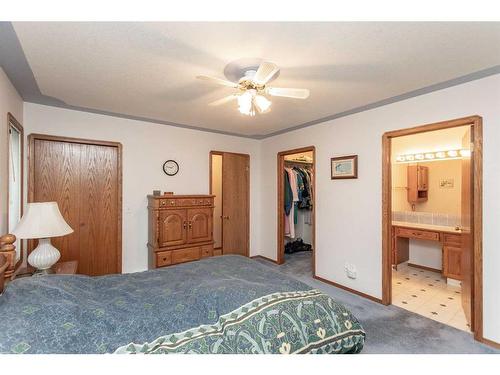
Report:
115,290,365,354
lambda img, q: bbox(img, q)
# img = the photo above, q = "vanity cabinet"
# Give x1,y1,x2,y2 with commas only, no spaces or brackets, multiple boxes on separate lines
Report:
407,165,429,203
442,233,463,280
148,195,215,269
392,225,462,280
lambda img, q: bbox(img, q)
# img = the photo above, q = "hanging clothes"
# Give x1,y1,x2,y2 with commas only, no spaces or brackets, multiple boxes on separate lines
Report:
284,164,313,238
285,167,299,238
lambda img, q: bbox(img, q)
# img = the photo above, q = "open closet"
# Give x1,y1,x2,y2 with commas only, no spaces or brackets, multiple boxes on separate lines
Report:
277,147,315,273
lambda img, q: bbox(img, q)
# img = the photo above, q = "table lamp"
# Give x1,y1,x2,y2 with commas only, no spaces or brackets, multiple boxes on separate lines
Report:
12,202,73,273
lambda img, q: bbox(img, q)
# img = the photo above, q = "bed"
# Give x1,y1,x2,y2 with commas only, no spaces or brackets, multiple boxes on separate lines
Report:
0,253,365,354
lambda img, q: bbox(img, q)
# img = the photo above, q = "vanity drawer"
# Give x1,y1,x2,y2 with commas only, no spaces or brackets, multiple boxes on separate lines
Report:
156,251,172,267
201,245,213,258
443,233,461,246
172,247,201,264
395,227,440,241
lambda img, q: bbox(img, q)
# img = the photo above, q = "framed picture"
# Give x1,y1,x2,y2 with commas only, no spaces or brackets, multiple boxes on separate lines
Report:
331,155,358,179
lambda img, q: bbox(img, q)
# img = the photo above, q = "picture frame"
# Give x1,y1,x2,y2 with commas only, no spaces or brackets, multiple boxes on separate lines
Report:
331,155,358,179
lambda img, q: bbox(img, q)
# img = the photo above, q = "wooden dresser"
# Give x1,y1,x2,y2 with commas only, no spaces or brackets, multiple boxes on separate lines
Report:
148,195,215,269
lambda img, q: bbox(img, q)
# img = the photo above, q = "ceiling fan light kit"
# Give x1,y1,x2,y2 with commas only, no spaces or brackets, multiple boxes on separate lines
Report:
197,61,310,116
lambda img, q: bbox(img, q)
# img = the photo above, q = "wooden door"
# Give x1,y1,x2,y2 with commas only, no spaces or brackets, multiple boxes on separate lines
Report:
29,135,121,276
461,128,474,330
187,208,212,243
159,209,187,247
221,153,249,256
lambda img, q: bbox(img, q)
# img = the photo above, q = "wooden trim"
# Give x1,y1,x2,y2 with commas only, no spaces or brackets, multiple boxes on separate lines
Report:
407,262,442,274
28,133,123,273
6,113,24,270
277,146,316,273
313,275,383,304
209,150,250,257
28,133,122,148
381,115,483,343
330,154,358,179
478,337,500,350
250,255,278,264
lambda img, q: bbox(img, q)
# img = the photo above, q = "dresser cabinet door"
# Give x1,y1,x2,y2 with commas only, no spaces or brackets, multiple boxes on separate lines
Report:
187,208,213,243
158,209,187,247
443,246,462,280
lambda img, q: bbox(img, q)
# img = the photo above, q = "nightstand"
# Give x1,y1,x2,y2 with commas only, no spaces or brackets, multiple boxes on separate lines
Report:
12,260,78,279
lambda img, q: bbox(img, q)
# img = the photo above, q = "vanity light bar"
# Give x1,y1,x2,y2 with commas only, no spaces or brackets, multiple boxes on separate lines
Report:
395,149,470,163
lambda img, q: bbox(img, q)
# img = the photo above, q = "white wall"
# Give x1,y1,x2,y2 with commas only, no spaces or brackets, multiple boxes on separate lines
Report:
259,74,500,343
22,103,261,273
0,67,24,235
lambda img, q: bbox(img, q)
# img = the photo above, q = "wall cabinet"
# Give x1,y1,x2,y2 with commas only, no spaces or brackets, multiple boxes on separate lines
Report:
148,195,215,269
407,165,429,203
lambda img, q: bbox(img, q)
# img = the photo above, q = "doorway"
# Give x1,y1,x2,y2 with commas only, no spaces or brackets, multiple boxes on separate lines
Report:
382,116,483,341
277,146,315,272
209,151,250,257
28,134,122,276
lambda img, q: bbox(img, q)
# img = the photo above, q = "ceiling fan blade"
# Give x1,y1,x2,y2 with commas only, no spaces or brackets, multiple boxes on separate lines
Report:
196,75,238,88
253,62,280,85
208,95,238,106
266,87,310,99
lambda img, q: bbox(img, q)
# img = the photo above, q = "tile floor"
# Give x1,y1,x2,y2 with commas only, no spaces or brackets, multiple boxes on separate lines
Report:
392,262,470,332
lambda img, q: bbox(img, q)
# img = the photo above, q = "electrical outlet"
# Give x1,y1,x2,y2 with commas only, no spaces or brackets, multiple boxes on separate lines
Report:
344,262,357,279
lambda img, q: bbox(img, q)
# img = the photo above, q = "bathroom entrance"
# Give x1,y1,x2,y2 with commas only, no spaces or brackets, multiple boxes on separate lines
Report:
382,116,483,341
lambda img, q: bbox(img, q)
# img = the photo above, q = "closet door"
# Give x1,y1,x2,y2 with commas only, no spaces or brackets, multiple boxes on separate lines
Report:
30,135,122,276
221,152,249,256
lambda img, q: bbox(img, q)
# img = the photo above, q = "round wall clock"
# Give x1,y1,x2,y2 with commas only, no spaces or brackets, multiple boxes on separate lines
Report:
163,160,179,176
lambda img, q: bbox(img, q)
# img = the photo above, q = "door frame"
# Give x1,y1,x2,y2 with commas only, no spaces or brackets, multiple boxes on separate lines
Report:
209,150,250,257
277,146,316,268
28,133,123,273
381,116,483,341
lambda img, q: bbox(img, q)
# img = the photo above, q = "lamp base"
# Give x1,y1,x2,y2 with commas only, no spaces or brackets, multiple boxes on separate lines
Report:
27,238,61,271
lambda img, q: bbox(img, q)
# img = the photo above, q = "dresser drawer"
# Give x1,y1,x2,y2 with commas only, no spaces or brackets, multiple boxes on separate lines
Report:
156,251,172,267
395,227,440,241
443,233,461,246
172,247,201,264
201,245,213,258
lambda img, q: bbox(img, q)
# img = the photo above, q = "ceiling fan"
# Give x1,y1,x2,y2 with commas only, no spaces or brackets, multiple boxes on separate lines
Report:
196,61,310,116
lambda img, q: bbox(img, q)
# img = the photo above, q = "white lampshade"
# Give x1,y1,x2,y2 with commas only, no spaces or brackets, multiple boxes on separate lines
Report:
12,202,73,239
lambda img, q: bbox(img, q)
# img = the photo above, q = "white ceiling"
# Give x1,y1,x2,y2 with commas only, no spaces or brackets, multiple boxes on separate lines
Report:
12,22,500,137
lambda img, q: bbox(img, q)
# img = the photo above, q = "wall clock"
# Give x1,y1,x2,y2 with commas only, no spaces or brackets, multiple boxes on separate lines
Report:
163,160,179,176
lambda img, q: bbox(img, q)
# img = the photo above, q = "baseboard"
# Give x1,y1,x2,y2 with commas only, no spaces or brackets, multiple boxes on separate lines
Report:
407,263,442,274
479,337,500,349
250,255,278,264
313,274,383,304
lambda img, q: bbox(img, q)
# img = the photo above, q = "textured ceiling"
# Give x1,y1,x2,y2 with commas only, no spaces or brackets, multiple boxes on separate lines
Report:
12,22,500,137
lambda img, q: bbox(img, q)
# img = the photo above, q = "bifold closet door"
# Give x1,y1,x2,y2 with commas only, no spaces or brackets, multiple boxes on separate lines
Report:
221,152,249,256
30,136,121,276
